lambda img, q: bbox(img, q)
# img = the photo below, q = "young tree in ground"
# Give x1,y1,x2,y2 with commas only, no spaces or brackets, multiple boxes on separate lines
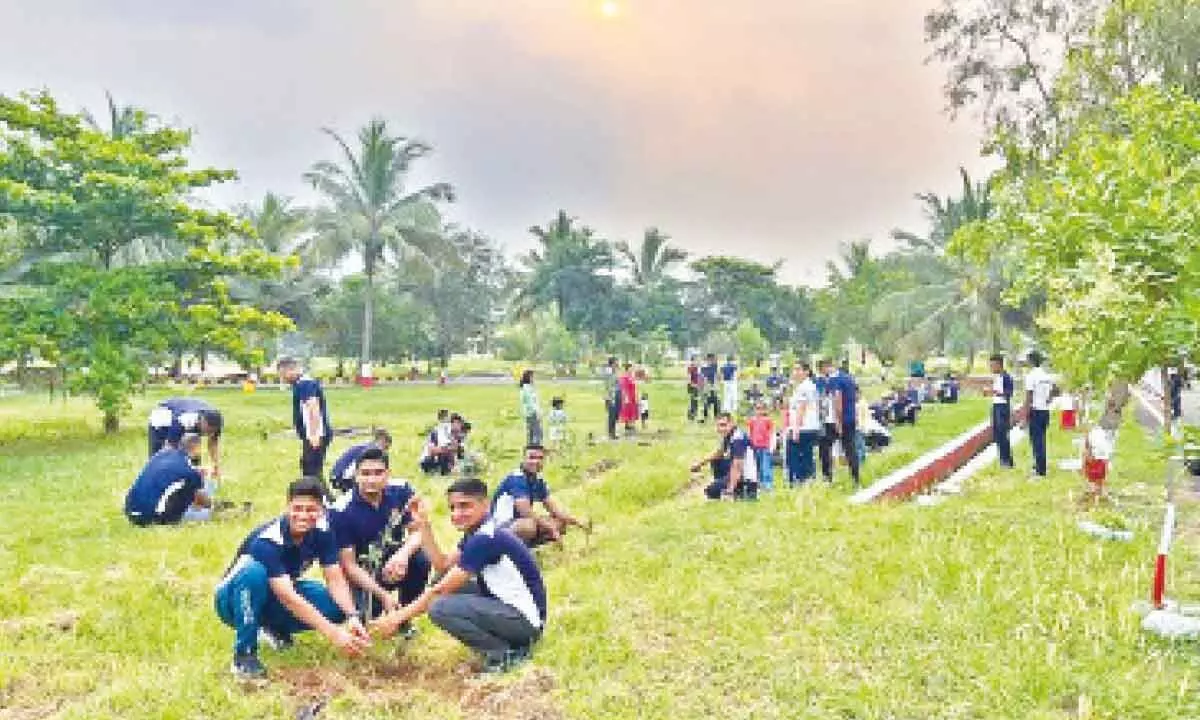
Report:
0,90,291,430
954,87,1200,429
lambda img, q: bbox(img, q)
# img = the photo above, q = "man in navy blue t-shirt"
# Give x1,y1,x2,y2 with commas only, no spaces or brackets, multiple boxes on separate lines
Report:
124,434,213,525
720,355,739,414
490,444,587,547
691,413,757,500
828,360,861,488
214,478,369,680
147,396,223,475
372,478,546,674
329,428,392,494
328,447,430,630
277,357,334,481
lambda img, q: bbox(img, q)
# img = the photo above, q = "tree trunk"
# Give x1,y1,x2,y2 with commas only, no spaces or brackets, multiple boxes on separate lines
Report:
1098,379,1130,432
199,344,208,373
103,410,119,434
361,248,375,378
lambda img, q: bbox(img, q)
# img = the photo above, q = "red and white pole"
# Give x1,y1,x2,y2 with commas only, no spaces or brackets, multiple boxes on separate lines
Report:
1153,501,1176,609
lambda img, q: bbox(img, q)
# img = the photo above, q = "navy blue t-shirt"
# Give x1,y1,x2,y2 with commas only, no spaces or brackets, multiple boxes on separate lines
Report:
148,397,218,445
711,428,751,481
720,362,738,381
490,470,550,525
832,372,858,422
700,363,718,385
330,443,374,481
458,519,547,629
328,482,415,560
221,514,339,582
292,376,332,441
124,449,204,521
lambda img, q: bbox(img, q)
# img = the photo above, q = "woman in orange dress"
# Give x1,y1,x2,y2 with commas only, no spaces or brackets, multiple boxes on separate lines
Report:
618,362,639,434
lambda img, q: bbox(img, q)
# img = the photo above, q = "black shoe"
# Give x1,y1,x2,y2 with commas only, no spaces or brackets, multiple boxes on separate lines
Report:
231,652,267,680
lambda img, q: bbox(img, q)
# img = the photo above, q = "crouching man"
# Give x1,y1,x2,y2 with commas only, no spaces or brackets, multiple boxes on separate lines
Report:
124,434,213,525
491,444,588,547
372,478,546,674
214,478,370,680
329,447,431,635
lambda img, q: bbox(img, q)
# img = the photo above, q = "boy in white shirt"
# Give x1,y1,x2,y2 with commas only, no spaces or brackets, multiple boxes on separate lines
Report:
1023,351,1058,477
990,354,1015,469
547,397,568,447
786,362,821,485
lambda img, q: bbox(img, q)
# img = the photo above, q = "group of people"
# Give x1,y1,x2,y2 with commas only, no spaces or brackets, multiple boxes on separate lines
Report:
691,358,868,498
989,351,1059,478
122,357,597,682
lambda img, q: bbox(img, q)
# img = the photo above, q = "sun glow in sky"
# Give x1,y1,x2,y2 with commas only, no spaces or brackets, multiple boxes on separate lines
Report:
600,0,621,18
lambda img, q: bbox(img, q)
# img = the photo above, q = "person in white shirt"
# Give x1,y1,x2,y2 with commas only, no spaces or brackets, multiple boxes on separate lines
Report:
786,362,821,485
1023,351,1058,477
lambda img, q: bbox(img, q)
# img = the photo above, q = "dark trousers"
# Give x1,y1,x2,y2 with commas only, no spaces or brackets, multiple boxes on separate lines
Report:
1029,408,1050,476
702,390,720,420
420,453,454,476
792,430,818,483
429,588,540,663
703,477,757,500
300,437,330,478
818,424,836,480
841,421,861,486
992,404,1013,468
687,385,700,420
817,424,859,485
605,395,620,438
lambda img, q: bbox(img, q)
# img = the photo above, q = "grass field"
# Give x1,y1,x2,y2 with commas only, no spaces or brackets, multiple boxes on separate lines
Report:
2,381,1198,719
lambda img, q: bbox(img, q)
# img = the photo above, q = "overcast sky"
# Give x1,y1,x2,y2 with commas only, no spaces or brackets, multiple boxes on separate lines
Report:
0,0,991,285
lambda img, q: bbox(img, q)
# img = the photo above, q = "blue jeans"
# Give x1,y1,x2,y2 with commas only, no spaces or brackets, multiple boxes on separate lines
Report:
854,431,866,465
214,560,345,655
754,448,774,490
790,431,818,484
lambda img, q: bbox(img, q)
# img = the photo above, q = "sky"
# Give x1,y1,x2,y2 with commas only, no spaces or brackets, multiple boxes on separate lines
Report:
0,0,991,286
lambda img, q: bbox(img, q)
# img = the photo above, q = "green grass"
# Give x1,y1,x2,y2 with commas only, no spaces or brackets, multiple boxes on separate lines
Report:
2,384,1198,719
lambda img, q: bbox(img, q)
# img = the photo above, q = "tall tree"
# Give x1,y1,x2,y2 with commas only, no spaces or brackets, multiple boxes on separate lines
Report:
0,90,290,430
615,227,688,287
304,119,454,377
515,211,617,336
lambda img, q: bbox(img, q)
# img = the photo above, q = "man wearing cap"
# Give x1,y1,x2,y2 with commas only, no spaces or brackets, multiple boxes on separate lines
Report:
147,397,223,477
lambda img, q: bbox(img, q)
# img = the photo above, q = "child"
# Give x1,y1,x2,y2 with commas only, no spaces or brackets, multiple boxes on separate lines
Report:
746,402,776,491
548,396,568,446
639,392,650,430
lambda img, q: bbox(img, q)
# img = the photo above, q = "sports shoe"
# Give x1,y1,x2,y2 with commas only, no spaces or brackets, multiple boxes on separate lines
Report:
231,652,267,680
480,645,533,674
258,627,293,651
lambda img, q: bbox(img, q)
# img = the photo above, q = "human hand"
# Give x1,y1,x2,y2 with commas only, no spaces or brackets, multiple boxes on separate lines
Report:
405,497,430,529
379,593,400,614
382,554,409,583
369,609,406,638
328,624,370,657
308,437,322,450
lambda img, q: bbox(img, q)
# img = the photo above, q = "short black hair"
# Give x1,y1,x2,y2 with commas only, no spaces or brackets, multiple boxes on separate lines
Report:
519,369,534,386
989,354,1005,364
201,409,223,437
525,443,545,454
1027,351,1044,367
450,413,464,423
446,477,488,499
716,412,733,422
818,357,832,367
276,356,298,370
287,477,326,502
373,428,392,444
359,446,389,468
551,396,564,408
461,421,472,433
437,408,450,421
180,433,203,453
799,361,812,372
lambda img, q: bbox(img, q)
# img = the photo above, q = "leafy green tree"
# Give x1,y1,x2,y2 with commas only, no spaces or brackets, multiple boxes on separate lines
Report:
515,211,618,336
954,86,1200,427
304,119,454,375
734,319,769,364
615,227,688,287
0,90,290,430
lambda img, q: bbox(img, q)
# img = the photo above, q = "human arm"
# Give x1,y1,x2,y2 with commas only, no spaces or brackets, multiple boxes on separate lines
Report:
339,547,398,613
727,456,743,494
381,530,424,584
208,436,221,478
543,496,586,531
405,498,458,574
303,397,323,448
371,565,473,637
689,447,723,473
268,572,369,656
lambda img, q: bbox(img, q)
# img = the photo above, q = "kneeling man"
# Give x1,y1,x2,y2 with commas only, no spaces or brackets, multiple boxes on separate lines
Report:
329,447,431,632
124,434,213,525
492,444,587,546
373,478,546,673
214,478,370,680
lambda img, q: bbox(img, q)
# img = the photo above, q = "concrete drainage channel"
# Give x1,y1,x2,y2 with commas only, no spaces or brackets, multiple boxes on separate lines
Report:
848,410,1028,507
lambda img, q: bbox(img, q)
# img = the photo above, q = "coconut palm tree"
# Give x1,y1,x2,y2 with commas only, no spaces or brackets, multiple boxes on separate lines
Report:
303,119,454,376
615,227,688,287
514,211,615,330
